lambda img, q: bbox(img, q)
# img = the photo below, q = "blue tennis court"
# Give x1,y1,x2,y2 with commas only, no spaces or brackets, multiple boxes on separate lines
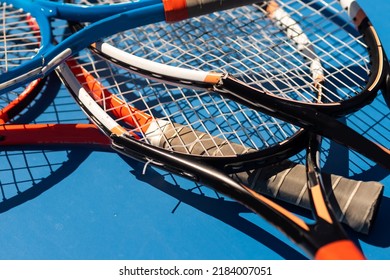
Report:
0,0,389,260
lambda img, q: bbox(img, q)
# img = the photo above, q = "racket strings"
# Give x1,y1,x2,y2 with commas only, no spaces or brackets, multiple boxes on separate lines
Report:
73,50,300,156
0,87,39,124
96,1,371,105
0,4,41,72
0,78,91,203
106,70,270,154
0,89,19,108
270,0,371,99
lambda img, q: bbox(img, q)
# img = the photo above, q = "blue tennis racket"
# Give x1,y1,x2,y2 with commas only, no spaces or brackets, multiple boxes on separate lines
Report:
0,0,259,93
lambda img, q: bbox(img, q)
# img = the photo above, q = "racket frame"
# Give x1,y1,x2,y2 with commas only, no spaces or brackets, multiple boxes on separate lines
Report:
83,1,390,169
55,56,366,259
1,0,270,93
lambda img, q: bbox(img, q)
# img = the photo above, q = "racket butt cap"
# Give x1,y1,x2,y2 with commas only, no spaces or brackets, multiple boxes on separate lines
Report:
315,240,366,260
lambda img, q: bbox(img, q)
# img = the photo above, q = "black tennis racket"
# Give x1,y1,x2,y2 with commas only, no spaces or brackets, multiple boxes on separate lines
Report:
72,0,390,169
66,0,388,234
56,49,367,259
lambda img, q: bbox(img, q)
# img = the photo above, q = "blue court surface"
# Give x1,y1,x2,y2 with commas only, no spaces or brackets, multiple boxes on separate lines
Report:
0,0,389,260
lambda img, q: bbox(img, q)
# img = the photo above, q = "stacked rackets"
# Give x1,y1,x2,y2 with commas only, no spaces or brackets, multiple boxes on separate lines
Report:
0,0,389,259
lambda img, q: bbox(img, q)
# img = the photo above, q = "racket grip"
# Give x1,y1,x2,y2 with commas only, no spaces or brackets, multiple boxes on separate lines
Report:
234,160,383,234
163,0,259,22
156,123,383,234
156,123,250,155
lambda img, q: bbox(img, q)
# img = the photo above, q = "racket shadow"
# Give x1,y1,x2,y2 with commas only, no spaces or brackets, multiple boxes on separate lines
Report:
0,74,93,214
0,148,92,214
360,196,390,249
323,92,390,248
0,72,304,259
322,89,389,179
117,91,389,257
121,155,307,260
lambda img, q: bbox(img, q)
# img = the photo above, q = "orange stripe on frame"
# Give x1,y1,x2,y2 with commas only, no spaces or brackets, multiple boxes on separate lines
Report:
163,0,189,22
203,72,223,85
310,184,332,224
66,59,154,134
354,9,367,27
266,0,280,17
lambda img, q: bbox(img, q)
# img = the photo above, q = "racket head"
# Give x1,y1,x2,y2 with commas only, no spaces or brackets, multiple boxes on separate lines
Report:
57,48,308,173
0,5,47,124
79,0,389,116
0,0,168,93
0,3,42,78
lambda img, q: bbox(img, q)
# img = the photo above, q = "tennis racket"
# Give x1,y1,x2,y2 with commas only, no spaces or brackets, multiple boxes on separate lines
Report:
74,0,390,169
0,17,379,235
67,0,388,232
1,85,383,234
2,8,373,235
0,0,266,94
0,12,383,233
56,49,369,259
0,72,382,236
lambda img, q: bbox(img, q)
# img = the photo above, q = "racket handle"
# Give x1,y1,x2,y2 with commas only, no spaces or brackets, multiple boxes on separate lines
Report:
235,160,383,234
155,122,250,155
157,123,383,234
163,0,260,22
315,240,366,260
